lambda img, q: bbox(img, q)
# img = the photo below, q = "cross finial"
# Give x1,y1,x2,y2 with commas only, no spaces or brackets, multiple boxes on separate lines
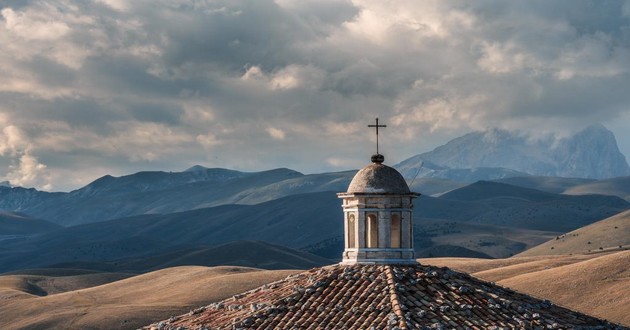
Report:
368,117,386,163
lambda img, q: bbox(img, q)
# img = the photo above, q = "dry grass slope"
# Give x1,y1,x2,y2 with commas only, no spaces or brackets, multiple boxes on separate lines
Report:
564,177,630,202
423,251,630,326
500,251,630,326
2,254,627,329
0,272,133,296
0,266,297,330
517,210,630,256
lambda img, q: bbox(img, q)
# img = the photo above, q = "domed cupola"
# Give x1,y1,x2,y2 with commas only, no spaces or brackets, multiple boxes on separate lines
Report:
347,163,411,194
337,118,419,265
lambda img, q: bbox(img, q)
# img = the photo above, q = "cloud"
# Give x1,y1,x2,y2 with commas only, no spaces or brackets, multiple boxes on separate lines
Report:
5,153,51,191
267,127,286,140
1,7,70,40
0,0,629,191
0,122,52,190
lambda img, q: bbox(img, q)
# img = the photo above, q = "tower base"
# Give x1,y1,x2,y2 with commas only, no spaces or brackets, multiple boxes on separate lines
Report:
340,248,416,265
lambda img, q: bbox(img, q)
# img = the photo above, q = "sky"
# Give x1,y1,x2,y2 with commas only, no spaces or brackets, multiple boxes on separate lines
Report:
1,0,630,191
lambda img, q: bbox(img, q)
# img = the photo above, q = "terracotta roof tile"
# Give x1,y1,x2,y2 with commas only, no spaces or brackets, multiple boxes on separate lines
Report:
143,264,628,330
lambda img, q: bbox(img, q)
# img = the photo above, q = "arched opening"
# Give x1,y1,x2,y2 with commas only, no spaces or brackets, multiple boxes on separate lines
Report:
367,214,378,248
391,213,401,248
347,214,356,248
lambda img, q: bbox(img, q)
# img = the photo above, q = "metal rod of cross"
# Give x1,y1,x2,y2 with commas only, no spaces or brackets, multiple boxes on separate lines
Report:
368,117,386,155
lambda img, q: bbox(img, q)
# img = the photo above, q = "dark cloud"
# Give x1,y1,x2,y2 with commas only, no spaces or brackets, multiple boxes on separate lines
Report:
0,0,629,191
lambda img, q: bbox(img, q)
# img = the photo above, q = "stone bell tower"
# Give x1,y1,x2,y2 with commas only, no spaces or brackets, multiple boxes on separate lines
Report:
337,118,419,265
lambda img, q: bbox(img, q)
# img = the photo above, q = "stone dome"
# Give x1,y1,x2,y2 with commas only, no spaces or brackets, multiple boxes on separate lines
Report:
347,163,410,194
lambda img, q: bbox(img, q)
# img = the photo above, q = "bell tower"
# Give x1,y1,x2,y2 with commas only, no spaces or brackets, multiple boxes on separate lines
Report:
337,118,419,265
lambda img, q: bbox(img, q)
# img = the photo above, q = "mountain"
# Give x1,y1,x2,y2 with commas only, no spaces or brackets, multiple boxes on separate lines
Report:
0,212,61,236
46,241,332,272
492,176,597,194
563,176,630,202
0,167,354,226
415,219,558,258
396,124,630,180
1,182,626,272
394,157,530,183
420,181,630,231
0,191,343,272
1,166,468,227
517,210,630,256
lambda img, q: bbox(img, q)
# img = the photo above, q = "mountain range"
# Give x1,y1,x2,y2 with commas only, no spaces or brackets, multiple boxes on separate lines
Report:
0,124,629,273
395,124,630,180
0,179,627,272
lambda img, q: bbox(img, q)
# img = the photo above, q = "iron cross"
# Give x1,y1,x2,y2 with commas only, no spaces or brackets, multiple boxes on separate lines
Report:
368,117,386,154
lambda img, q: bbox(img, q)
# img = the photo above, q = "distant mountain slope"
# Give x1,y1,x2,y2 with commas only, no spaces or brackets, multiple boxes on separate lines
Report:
0,167,468,230
416,220,559,258
72,167,249,198
0,192,343,272
563,176,630,202
0,212,61,236
47,241,332,272
396,124,630,179
424,181,630,231
0,168,354,226
407,177,467,196
492,176,597,194
394,157,530,183
1,182,626,272
517,210,630,256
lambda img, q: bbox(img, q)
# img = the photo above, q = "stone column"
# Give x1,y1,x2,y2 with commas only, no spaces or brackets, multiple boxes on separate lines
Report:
401,211,411,249
378,210,390,248
357,209,366,248
343,212,348,249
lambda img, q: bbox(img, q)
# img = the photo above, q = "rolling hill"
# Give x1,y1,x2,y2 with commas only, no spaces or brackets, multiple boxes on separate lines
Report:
516,210,630,256
0,266,298,330
1,252,627,329
422,251,630,326
44,241,332,272
498,251,630,326
563,176,630,201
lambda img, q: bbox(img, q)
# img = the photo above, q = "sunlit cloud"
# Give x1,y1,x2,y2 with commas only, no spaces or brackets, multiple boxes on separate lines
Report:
0,0,628,191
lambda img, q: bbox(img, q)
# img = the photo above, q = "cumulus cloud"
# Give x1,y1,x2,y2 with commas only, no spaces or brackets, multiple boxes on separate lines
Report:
267,127,286,140
5,153,51,190
0,122,52,190
0,0,629,191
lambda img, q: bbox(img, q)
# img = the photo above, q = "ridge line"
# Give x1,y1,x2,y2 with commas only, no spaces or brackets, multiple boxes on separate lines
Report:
385,265,409,330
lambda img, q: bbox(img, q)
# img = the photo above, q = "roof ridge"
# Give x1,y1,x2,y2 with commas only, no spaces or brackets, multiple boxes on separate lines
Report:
385,265,409,330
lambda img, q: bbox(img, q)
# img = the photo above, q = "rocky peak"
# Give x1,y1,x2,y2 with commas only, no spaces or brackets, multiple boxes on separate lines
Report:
397,125,630,179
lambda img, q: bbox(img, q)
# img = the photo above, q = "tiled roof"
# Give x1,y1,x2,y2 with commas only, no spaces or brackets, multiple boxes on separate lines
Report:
144,263,626,330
